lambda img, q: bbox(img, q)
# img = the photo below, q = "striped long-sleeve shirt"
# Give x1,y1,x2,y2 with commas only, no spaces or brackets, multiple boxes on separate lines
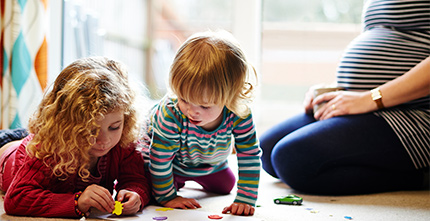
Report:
147,96,261,206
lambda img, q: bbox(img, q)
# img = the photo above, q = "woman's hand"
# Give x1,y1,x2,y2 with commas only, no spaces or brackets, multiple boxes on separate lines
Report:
311,56,430,121
303,87,316,114
313,90,375,120
77,184,115,216
116,189,142,215
222,202,255,216
163,196,201,209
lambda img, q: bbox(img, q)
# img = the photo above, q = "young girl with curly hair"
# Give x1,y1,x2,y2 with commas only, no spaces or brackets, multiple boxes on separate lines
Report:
0,57,151,218
141,30,261,216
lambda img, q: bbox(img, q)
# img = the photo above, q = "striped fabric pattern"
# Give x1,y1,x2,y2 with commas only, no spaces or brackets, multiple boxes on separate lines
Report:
363,0,430,30
336,0,430,169
377,109,429,169
147,97,261,206
0,0,48,129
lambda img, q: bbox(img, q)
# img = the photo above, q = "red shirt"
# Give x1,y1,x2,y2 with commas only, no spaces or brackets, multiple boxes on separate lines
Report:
3,135,151,218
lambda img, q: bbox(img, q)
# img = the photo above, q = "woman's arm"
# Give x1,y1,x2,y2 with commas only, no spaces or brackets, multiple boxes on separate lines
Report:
377,56,430,108
313,56,430,120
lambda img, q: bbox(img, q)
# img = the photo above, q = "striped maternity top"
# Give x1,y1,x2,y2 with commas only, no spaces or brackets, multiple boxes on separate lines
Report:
337,0,430,169
144,96,261,206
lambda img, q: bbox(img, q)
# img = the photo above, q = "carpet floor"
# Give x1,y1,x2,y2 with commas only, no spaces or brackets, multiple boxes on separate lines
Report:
1,155,429,221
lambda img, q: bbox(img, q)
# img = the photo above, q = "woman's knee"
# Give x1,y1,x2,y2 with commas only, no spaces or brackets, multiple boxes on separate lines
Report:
260,113,316,178
270,135,322,190
260,141,277,177
271,144,300,181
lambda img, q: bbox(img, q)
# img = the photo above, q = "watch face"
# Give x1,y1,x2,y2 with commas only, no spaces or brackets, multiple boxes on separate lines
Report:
373,94,382,100
371,89,382,100
371,88,384,109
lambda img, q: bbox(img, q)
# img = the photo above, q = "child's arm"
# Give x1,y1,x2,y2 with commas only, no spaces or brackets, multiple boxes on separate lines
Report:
4,158,85,217
3,137,86,217
149,126,181,205
226,112,261,215
148,100,199,208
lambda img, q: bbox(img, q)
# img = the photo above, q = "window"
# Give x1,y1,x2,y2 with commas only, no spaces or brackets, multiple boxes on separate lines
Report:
56,0,364,131
61,0,147,85
60,0,236,99
258,0,363,130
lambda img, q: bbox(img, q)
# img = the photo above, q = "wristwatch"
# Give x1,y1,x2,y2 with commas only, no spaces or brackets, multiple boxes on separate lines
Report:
371,87,384,109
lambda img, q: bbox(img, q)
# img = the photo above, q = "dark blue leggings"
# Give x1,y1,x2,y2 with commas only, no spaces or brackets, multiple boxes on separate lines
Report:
259,113,427,195
0,128,28,147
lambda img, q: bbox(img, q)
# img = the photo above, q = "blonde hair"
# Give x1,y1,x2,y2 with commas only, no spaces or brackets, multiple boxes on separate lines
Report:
27,57,141,181
169,30,257,118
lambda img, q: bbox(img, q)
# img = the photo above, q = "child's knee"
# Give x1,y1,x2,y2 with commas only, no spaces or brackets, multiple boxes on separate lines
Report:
200,169,236,194
204,181,234,195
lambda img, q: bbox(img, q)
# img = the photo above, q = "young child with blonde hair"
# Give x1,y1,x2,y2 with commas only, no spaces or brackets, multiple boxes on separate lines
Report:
0,57,151,218
142,30,261,216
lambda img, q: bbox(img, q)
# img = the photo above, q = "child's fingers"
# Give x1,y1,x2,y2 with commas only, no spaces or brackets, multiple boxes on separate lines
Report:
122,199,140,214
222,206,230,214
94,187,115,212
116,190,138,205
183,198,201,209
116,189,126,202
82,184,115,213
222,204,235,214
119,191,142,214
243,204,254,215
222,203,254,216
175,199,199,209
164,196,201,209
78,193,107,214
233,204,242,215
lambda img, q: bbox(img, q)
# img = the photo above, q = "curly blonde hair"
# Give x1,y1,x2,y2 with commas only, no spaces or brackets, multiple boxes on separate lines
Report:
169,30,257,118
27,57,141,181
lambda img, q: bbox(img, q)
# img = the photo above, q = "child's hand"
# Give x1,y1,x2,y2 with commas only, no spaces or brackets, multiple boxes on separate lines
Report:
78,184,115,215
163,196,201,209
222,202,255,216
116,189,142,215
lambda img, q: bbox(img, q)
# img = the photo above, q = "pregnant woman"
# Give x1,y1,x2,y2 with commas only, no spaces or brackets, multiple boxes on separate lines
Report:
259,0,430,195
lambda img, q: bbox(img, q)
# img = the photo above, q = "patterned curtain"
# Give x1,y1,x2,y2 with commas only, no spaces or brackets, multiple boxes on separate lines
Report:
0,0,48,129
